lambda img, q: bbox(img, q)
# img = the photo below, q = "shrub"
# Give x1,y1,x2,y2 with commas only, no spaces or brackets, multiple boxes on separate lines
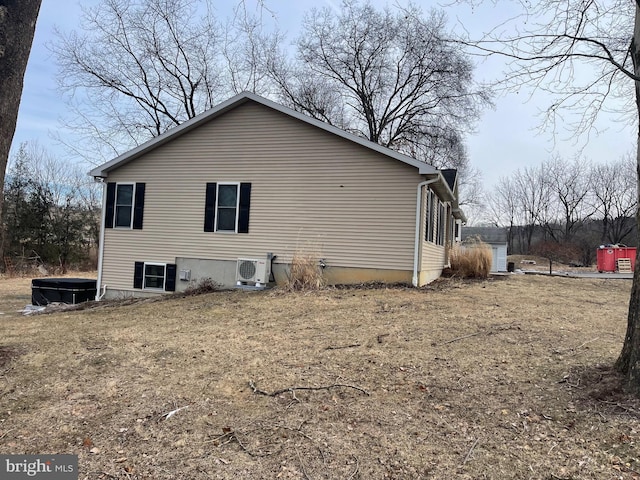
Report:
285,250,325,291
184,277,221,296
449,238,492,279
531,240,581,265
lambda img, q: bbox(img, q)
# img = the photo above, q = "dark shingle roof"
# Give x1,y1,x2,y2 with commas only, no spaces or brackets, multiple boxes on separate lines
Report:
440,169,457,191
461,227,508,244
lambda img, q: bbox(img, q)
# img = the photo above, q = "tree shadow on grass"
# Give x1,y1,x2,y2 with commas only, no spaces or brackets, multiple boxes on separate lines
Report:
564,363,640,418
0,346,24,369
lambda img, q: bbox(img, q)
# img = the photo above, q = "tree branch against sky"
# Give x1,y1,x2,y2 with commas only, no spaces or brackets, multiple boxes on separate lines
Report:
455,0,640,393
50,0,286,165
268,0,491,203
52,0,227,160
50,0,490,205
455,0,635,138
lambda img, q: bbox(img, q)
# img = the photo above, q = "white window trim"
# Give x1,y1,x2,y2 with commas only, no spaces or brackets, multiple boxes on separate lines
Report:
435,199,446,247
436,200,446,246
426,190,436,244
114,182,135,229
214,182,240,233
143,262,166,291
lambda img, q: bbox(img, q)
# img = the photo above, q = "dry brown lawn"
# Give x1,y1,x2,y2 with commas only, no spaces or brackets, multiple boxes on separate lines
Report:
0,274,639,479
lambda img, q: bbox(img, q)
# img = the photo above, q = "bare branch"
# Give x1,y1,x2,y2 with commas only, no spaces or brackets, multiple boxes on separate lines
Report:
248,380,370,397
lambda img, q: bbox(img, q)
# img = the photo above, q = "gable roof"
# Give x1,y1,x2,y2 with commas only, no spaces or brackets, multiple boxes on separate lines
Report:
462,227,508,244
89,92,441,178
441,169,458,192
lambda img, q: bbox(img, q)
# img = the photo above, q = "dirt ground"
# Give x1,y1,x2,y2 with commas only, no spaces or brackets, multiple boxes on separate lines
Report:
0,273,639,479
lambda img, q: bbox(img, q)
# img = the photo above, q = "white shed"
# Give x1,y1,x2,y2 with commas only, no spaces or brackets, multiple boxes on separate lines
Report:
461,227,509,272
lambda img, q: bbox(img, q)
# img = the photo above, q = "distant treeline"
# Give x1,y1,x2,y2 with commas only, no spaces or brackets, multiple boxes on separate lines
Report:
1,143,100,274
480,156,637,266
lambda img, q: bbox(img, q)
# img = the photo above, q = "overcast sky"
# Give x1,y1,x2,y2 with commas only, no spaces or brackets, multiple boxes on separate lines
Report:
10,0,636,194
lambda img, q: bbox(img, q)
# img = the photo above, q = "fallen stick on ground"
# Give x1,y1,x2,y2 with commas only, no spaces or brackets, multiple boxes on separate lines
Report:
325,343,360,350
439,332,480,345
462,438,479,465
346,455,359,480
571,337,600,351
437,323,520,346
249,380,370,397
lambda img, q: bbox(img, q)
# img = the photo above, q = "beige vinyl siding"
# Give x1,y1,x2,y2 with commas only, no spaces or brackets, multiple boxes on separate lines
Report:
101,102,424,291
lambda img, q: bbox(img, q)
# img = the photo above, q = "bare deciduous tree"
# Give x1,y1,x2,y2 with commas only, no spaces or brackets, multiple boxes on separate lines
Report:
545,156,594,242
485,177,520,251
457,0,640,392
591,155,637,245
53,0,237,162
267,0,490,203
222,8,282,95
52,0,286,165
513,164,551,253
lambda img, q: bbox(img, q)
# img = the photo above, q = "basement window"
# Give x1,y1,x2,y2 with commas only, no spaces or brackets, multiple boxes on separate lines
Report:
144,263,166,290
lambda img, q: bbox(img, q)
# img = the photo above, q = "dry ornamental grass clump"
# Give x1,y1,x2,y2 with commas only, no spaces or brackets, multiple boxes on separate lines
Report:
285,250,326,291
450,238,492,279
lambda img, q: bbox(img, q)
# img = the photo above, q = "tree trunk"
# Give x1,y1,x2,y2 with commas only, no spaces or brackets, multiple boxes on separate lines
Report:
615,4,640,394
614,138,640,393
0,0,42,248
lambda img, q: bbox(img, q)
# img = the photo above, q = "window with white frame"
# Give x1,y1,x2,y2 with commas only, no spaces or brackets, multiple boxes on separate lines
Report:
426,190,436,243
204,182,252,234
216,183,239,232
105,182,145,230
144,263,166,290
436,201,446,246
115,184,134,228
134,261,176,291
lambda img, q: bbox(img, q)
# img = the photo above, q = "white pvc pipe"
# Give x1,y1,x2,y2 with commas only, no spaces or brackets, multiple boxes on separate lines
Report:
95,179,107,301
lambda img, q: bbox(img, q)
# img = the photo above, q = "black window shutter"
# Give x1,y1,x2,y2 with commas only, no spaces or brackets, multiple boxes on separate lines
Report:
133,261,144,289
165,264,177,292
133,183,146,230
238,182,251,234
105,182,116,229
204,183,217,232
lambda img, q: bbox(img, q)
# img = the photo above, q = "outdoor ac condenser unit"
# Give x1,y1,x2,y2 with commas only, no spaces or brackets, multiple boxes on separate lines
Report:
236,258,270,286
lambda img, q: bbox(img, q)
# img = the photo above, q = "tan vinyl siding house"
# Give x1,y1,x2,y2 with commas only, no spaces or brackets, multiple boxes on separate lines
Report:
90,93,465,298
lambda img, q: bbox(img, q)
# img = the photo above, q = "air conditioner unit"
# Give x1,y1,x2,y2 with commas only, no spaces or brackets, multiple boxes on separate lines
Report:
236,258,270,287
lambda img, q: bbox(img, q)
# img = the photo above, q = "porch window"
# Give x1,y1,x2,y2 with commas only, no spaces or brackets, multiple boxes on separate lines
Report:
437,201,446,246
426,190,436,243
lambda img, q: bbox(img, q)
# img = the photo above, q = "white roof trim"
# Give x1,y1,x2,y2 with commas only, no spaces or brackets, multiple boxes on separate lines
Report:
89,91,439,178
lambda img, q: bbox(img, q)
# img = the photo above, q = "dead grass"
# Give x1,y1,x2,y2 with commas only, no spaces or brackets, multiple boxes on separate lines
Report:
284,250,325,291
449,239,492,279
0,274,639,479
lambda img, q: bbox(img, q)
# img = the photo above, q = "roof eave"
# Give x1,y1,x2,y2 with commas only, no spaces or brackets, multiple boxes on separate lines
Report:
453,207,467,224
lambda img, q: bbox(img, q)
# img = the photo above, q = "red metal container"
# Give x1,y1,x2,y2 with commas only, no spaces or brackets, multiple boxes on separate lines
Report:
597,245,636,272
